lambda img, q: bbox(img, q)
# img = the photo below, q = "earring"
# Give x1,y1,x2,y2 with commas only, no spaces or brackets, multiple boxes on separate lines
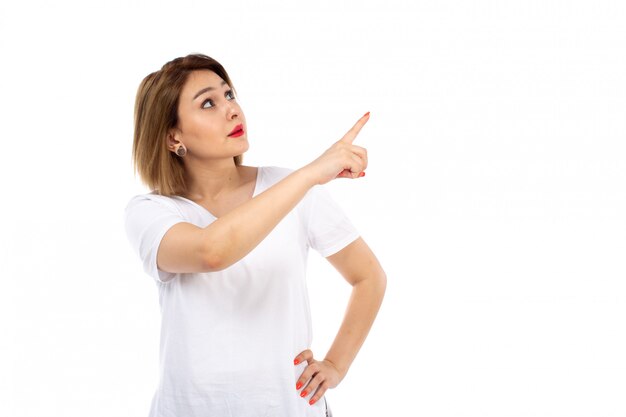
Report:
175,144,187,157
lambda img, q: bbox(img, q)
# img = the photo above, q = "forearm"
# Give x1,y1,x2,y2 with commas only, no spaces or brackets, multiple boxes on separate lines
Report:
205,167,317,269
324,272,387,379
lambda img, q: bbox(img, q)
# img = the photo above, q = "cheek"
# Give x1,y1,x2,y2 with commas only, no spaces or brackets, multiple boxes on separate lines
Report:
189,114,217,133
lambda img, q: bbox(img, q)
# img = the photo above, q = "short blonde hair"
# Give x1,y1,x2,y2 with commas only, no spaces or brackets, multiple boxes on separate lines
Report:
132,53,243,196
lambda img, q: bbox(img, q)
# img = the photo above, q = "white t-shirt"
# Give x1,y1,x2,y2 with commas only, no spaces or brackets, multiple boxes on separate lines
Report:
124,166,359,417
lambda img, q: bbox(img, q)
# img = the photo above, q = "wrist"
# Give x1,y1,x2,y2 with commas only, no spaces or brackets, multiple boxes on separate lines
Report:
295,165,319,187
322,357,348,380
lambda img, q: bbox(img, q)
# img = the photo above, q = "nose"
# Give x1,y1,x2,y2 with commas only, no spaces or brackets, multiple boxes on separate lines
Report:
225,100,239,120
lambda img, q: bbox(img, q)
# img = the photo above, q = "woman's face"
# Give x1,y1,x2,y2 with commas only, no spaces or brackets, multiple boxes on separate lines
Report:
169,70,248,160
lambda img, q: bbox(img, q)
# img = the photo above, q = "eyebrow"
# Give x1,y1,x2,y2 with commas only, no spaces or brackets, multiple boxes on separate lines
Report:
193,80,228,100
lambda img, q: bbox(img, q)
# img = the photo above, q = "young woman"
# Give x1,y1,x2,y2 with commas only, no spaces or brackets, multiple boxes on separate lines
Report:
124,53,386,417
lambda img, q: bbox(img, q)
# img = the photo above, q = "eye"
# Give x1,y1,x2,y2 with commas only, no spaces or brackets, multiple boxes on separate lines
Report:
201,90,236,109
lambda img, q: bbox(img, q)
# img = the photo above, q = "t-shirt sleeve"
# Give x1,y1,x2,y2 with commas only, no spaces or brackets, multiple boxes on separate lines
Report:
124,195,186,283
304,185,360,257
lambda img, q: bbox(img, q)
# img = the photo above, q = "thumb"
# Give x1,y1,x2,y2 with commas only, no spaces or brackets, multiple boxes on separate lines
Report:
336,169,365,179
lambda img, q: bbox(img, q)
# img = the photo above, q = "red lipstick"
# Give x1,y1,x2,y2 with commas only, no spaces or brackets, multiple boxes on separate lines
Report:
228,124,244,137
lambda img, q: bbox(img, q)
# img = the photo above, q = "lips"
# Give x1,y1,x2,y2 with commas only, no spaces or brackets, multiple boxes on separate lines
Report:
228,124,244,137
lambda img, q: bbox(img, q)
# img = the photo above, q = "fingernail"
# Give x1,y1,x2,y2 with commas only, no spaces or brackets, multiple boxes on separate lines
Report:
300,390,308,397
309,399,316,405
359,172,365,177
294,358,300,365
363,111,370,117
296,382,303,390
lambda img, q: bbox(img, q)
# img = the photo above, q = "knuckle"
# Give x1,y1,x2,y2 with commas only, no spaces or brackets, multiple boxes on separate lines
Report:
315,385,328,398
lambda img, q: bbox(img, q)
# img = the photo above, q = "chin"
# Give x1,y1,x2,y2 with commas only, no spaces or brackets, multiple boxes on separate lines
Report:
240,139,250,150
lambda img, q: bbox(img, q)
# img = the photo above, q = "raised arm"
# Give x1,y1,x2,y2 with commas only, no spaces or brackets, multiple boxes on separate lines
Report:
157,112,371,274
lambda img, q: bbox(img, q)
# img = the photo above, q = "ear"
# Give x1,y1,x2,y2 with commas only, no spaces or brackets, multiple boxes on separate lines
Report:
166,128,182,153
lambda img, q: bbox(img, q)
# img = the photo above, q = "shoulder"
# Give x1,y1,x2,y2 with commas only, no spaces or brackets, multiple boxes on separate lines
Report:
258,165,297,184
124,191,182,215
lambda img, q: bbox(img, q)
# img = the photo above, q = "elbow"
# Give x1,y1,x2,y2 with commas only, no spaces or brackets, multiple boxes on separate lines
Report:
202,247,225,272
200,226,231,272
200,221,243,272
356,270,387,297
202,243,239,272
378,271,388,295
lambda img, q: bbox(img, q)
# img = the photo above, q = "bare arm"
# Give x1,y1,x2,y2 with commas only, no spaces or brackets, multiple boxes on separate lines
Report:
202,167,317,269
294,237,386,405
157,112,371,274
323,238,386,374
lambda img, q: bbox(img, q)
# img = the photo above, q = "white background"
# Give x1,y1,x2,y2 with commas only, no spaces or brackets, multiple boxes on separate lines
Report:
1,1,625,416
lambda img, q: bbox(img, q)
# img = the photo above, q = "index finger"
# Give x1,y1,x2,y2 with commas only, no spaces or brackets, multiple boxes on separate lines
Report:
294,349,314,365
339,111,370,144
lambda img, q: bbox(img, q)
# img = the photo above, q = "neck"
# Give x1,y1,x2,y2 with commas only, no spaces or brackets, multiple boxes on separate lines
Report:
182,157,242,201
